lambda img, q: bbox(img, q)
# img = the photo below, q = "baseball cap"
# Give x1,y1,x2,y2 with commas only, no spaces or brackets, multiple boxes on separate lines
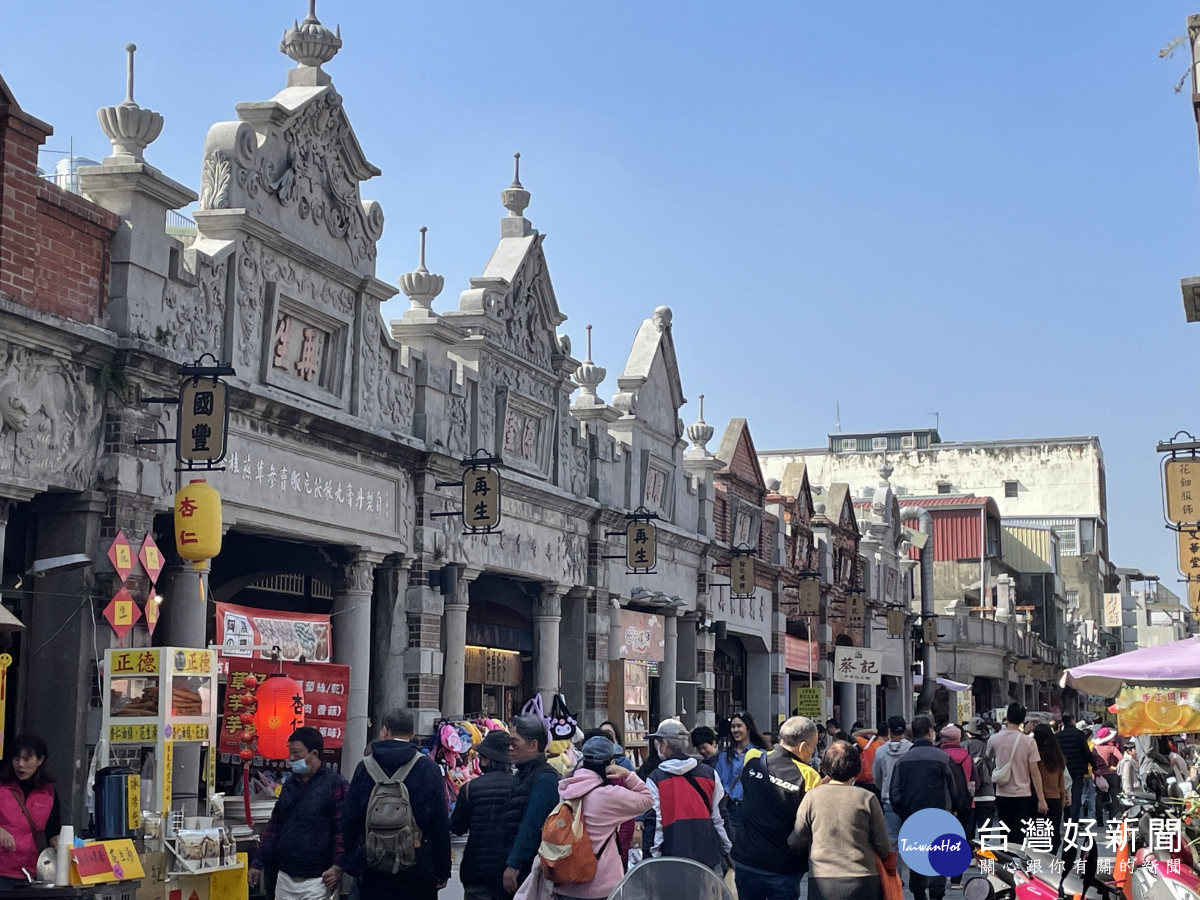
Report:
581,736,617,765
647,718,689,741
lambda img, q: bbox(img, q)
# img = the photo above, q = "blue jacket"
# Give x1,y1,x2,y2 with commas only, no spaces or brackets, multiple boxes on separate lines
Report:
505,754,559,877
343,740,451,885
714,747,749,801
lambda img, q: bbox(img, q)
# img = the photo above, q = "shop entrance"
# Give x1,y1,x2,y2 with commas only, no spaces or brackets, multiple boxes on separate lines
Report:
714,638,746,720
463,577,534,720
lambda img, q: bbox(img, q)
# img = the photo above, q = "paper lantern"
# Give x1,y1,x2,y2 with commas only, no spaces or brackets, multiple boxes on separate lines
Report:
253,675,305,760
174,479,222,566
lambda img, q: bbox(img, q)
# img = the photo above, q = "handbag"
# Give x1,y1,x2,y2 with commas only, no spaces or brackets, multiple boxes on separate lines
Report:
1094,774,1110,792
991,735,1020,787
875,852,903,900
8,788,47,853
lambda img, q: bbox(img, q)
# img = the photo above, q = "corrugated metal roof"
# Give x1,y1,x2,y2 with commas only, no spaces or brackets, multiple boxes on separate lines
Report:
1002,526,1053,574
903,510,982,562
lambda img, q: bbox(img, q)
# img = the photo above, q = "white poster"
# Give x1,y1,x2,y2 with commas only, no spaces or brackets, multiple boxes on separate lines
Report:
833,646,884,685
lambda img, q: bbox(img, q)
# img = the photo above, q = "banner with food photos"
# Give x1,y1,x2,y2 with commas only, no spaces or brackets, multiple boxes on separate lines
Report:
216,602,331,664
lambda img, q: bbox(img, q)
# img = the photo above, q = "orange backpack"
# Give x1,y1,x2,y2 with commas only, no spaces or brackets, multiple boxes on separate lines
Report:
537,787,616,884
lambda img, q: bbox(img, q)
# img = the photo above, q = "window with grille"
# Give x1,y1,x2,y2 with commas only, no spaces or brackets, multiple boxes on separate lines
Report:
1066,590,1079,609
1004,481,1018,498
840,438,857,452
900,435,916,450
1052,523,1078,555
872,437,887,451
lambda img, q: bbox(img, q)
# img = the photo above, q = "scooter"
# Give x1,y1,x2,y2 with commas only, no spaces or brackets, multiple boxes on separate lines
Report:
970,832,1120,900
1115,789,1200,900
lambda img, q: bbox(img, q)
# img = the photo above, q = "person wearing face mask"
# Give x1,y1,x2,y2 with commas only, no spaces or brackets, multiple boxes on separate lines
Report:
250,727,348,900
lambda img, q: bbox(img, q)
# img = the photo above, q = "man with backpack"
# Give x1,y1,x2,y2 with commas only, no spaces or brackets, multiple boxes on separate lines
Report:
249,727,348,900
503,714,561,895
963,717,995,840
343,708,450,900
642,718,731,872
871,715,912,861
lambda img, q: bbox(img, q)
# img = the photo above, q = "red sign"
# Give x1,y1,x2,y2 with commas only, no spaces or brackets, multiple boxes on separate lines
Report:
784,636,819,673
72,844,115,881
216,602,331,663
104,588,142,639
106,531,134,581
220,658,349,751
138,534,164,584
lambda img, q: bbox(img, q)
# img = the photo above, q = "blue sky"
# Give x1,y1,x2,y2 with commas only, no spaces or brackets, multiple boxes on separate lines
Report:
5,2,1200,589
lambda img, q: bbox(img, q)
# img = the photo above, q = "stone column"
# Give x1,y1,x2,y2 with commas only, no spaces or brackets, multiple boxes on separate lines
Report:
371,560,410,716
0,499,13,589
660,611,678,720
533,585,565,703
335,553,382,774
162,561,210,649
441,567,480,721
695,622,716,728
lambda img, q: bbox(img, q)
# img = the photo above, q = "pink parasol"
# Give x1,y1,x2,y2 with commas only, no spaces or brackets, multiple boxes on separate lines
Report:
1060,635,1200,696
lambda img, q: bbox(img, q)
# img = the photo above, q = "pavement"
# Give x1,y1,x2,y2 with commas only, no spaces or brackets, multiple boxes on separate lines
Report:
438,838,983,899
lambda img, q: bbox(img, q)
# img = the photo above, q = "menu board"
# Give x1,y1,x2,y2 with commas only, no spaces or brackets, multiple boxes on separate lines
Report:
219,658,350,750
216,602,331,663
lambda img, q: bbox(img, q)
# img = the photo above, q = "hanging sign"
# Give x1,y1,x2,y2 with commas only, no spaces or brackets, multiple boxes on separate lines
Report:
220,658,349,752
783,636,819,673
106,531,134,581
103,588,142,639
730,554,755,598
174,479,222,565
846,592,865,627
144,595,160,638
177,376,229,468
626,519,657,572
1190,581,1200,618
886,608,906,637
1179,529,1200,579
1165,458,1200,525
833,647,883,685
462,466,501,532
922,616,939,645
798,579,820,616
138,533,164,584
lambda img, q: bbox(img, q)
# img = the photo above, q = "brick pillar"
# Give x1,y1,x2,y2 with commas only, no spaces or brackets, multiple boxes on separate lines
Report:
0,97,50,306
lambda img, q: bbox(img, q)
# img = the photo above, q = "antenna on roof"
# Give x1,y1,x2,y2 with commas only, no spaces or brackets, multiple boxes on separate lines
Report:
927,411,939,434
835,401,841,434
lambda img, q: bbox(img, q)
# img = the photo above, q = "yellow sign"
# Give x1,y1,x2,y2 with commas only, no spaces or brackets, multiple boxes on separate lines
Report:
792,685,822,719
731,556,755,597
1180,530,1200,578
1191,581,1200,618
1166,459,1200,524
177,377,229,467
162,740,173,813
210,853,249,900
1117,687,1200,735
113,544,132,572
798,579,820,616
172,723,210,742
70,839,146,885
462,467,501,531
626,519,657,571
174,648,214,675
109,724,158,744
923,617,939,645
886,608,906,637
207,745,217,797
110,649,159,675
847,593,865,627
126,776,141,831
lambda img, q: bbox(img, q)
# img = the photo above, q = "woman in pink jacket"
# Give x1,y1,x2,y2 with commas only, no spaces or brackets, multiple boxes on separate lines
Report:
551,736,653,900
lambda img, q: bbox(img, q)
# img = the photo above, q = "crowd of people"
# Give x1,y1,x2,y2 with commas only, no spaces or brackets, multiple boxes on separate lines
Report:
247,702,1185,900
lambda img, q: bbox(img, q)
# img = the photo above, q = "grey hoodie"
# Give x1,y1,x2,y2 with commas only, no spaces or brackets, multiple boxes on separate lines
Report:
872,738,913,809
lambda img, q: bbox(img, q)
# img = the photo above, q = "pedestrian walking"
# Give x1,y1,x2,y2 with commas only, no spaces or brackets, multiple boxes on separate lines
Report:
535,736,653,900
986,703,1048,848
503,714,561,895
1054,714,1091,821
963,717,995,839
889,715,970,900
731,715,820,900
1091,726,1121,827
871,716,912,861
712,711,768,841
643,718,731,872
690,726,719,765
1031,724,1066,852
790,740,892,900
250,727,348,900
938,724,975,888
343,709,450,900
449,731,519,900
853,726,886,797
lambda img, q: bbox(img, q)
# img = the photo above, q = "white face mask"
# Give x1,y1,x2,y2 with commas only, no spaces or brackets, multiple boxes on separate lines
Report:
289,757,310,775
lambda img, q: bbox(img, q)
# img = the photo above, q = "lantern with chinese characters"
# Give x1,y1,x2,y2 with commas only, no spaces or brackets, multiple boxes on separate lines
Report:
253,675,305,760
174,479,222,567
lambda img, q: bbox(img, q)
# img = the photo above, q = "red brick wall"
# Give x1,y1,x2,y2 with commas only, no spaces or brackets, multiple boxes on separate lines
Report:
0,97,117,323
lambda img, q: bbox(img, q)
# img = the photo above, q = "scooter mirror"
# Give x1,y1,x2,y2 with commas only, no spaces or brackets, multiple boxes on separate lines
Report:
962,876,994,900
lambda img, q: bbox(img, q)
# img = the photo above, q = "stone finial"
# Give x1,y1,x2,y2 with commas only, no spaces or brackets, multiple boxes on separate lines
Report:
653,306,673,332
686,393,715,455
879,463,894,483
399,226,444,316
574,324,607,405
96,43,163,163
281,0,342,81
501,152,531,217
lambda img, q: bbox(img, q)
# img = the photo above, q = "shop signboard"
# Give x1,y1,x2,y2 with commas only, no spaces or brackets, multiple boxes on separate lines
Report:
797,579,820,616
1116,687,1200,736
616,610,665,661
216,601,332,664
464,647,522,686
220,658,349,750
1103,593,1123,628
1165,458,1200,525
792,684,823,718
783,636,819,673
833,647,883,685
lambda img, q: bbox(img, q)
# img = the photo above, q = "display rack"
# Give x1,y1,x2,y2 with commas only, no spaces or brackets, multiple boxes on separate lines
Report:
608,660,650,767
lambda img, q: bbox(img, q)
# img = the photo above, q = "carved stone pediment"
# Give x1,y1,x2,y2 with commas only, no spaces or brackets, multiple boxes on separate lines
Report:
198,85,384,278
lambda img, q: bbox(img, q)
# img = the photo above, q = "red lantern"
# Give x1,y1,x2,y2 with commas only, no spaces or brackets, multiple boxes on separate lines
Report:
239,729,256,744
253,675,305,760
243,675,258,690
238,747,255,761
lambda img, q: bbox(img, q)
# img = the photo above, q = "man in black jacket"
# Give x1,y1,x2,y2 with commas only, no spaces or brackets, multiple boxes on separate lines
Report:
343,709,451,900
449,731,518,900
730,716,821,900
1056,714,1091,820
890,715,970,900
502,714,560,894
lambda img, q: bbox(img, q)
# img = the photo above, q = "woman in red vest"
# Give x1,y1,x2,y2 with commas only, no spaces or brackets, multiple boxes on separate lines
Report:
0,735,60,885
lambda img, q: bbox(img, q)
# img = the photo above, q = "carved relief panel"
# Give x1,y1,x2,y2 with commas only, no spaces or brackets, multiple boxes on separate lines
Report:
263,296,347,404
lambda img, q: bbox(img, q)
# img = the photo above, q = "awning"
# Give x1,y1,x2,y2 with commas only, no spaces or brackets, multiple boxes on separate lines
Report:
913,675,972,692
0,604,25,632
1060,635,1200,697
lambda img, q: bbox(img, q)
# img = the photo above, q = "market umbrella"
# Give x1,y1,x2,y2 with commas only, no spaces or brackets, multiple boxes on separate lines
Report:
1059,635,1200,697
